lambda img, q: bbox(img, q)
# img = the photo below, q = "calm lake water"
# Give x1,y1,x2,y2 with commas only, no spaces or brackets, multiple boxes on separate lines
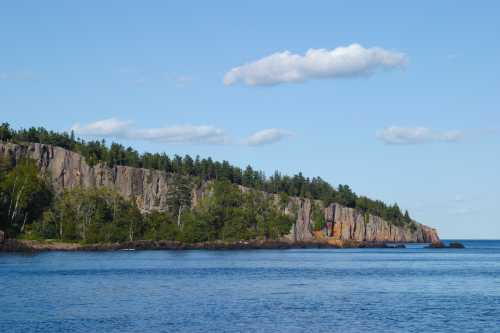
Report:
1,240,499,333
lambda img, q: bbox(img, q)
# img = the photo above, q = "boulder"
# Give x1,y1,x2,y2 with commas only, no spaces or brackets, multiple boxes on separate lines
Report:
427,241,446,248
426,241,465,249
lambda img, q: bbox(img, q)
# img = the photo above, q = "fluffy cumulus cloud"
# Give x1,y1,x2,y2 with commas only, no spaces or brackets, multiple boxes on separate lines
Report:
243,128,294,146
223,43,407,86
376,126,463,145
71,119,228,145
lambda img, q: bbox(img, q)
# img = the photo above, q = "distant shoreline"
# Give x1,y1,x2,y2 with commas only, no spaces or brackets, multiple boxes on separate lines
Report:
1,239,410,252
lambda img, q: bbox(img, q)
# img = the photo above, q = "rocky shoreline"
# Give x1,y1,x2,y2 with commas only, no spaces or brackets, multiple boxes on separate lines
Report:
1,239,403,252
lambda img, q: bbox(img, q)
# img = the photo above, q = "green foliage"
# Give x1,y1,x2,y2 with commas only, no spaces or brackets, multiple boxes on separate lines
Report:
166,174,192,228
257,211,295,240
32,187,143,243
143,211,178,240
0,158,53,237
364,212,369,225
178,212,208,243
336,185,356,208
191,181,294,241
279,192,290,211
312,202,326,231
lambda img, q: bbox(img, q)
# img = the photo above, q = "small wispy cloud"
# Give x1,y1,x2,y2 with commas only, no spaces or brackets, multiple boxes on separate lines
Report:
449,207,478,216
132,78,147,85
130,125,228,144
243,128,294,146
376,126,463,145
447,53,460,60
0,72,38,81
175,76,193,87
224,43,407,86
72,118,228,145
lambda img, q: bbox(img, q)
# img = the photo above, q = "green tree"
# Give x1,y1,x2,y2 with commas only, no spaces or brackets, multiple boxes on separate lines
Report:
336,184,357,208
0,122,13,141
311,201,326,231
166,174,192,229
179,211,208,243
35,187,143,243
144,211,179,240
0,159,52,237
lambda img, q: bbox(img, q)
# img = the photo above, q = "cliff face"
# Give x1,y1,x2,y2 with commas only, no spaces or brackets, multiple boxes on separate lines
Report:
0,142,439,243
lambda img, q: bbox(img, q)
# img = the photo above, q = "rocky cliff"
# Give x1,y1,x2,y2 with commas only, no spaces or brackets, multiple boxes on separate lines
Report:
0,142,439,243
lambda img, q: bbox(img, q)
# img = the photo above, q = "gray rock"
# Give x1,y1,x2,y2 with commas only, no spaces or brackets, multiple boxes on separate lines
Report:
426,241,446,248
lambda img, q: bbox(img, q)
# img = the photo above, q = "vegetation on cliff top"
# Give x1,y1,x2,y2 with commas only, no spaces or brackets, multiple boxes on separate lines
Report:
0,122,415,240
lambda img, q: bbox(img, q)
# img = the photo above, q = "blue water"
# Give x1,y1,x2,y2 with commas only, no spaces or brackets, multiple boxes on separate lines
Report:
1,240,499,333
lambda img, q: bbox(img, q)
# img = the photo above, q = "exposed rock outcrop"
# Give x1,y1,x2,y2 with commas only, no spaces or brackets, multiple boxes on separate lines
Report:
426,241,465,249
323,203,439,243
0,142,440,243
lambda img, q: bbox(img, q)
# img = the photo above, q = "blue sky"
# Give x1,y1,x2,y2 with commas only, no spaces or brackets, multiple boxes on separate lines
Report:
1,1,499,238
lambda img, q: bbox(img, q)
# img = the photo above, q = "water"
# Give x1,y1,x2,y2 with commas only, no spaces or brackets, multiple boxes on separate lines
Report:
1,240,499,333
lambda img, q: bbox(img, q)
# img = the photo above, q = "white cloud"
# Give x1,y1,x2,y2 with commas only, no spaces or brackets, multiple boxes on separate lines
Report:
133,78,147,85
71,118,132,136
453,194,466,203
175,76,192,87
130,125,228,144
376,126,463,145
223,44,407,86
72,119,295,146
0,72,38,81
243,128,294,146
71,119,228,145
449,207,478,215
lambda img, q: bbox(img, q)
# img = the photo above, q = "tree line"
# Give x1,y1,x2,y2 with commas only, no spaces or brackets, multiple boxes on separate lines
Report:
0,122,414,227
